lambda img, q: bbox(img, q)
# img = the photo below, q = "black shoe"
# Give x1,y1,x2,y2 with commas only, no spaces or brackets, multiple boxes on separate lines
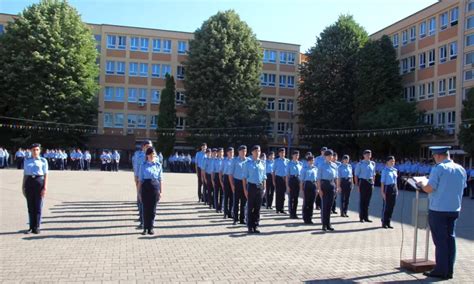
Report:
332,211,337,214
382,224,388,229
322,226,327,231
253,228,261,234
232,221,237,225
327,226,335,231
24,229,32,234
316,206,321,210
345,214,349,218
228,215,233,219
247,228,254,234
365,219,373,223
239,221,245,224
304,221,314,225
141,230,147,235
387,225,394,229
423,271,450,279
32,228,40,234
360,219,364,223
137,224,143,229
280,211,287,214
148,229,155,235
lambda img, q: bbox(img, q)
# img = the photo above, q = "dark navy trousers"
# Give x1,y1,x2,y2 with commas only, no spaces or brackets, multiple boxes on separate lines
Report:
302,181,316,223
247,183,263,230
265,173,275,209
197,168,203,202
288,176,300,218
321,180,335,227
213,174,223,211
275,176,286,212
25,176,44,230
340,178,352,215
429,210,459,277
359,179,374,221
141,179,160,230
233,178,246,223
381,184,397,225
223,174,233,218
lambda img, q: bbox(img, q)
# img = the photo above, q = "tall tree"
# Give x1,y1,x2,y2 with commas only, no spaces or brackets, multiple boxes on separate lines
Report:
458,88,474,156
156,74,176,158
299,15,368,133
184,10,269,146
0,0,99,147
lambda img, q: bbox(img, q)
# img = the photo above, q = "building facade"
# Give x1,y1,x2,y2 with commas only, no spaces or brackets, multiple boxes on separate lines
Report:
371,0,471,159
0,13,301,151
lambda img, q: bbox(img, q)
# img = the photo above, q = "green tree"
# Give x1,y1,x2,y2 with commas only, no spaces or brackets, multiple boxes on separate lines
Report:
156,74,176,158
0,0,99,147
459,88,474,156
184,10,269,146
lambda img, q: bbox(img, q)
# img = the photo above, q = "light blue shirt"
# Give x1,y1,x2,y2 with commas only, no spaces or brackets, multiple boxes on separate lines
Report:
196,151,206,169
287,160,303,177
138,161,163,182
133,151,145,177
317,161,338,181
355,160,376,180
23,157,49,176
273,157,289,177
338,163,353,178
203,156,214,174
112,152,120,161
213,157,224,173
315,155,325,168
428,159,467,212
265,159,274,174
243,158,266,185
16,151,25,158
84,153,91,161
381,166,398,185
221,157,234,175
231,156,249,180
301,166,318,182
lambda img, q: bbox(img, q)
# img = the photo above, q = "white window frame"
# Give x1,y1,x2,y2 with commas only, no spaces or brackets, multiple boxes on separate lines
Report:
449,41,457,60
163,40,172,53
409,56,416,71
288,76,295,88
261,73,268,86
152,39,161,52
278,98,286,111
268,74,276,86
402,30,408,45
129,62,138,76
149,115,158,129
419,22,426,38
279,75,287,88
448,76,456,95
419,52,426,69
410,26,416,41
115,87,125,102
130,37,139,51
465,69,474,81
137,115,147,129
178,41,187,54
114,113,124,128
139,88,147,103
393,34,399,47
418,83,426,100
106,61,115,75
428,81,435,98
429,17,436,36
287,99,294,112
104,112,113,127
451,7,459,25
127,114,137,128
161,65,171,77
104,87,114,101
409,86,415,102
263,50,277,63
438,79,446,96
177,66,185,80
465,52,474,65
440,12,448,30
176,117,185,130
107,35,116,49
151,89,160,104
139,63,148,77
116,61,125,75
466,34,474,46
118,36,126,49
266,98,275,110
140,38,149,52
277,122,285,134
428,49,436,66
152,64,160,77
128,88,138,103
175,91,185,105
439,45,447,63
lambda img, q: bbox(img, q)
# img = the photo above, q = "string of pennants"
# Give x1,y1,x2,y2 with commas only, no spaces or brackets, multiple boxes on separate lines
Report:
0,123,98,134
298,125,436,139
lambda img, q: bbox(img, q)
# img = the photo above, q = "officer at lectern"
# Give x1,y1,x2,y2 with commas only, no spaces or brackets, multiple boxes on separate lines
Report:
417,146,467,280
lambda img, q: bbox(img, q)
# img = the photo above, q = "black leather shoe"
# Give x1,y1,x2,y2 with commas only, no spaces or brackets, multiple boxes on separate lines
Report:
32,228,40,234
247,229,254,234
253,228,261,234
232,221,237,225
382,224,388,229
141,230,147,235
316,206,321,210
423,271,450,279
137,224,143,229
280,211,287,214
365,219,373,223
322,226,327,231
148,229,155,235
327,226,335,231
24,229,32,234
239,221,246,224
387,225,394,229
360,219,364,223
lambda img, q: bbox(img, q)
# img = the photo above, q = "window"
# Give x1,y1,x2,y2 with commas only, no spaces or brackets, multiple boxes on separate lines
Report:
447,111,455,129
278,99,286,111
104,113,113,127
418,84,426,100
465,51,474,65
466,34,474,46
419,52,426,69
287,76,295,88
469,1,474,12
438,79,446,96
263,50,276,63
449,42,457,60
137,115,146,128
107,35,116,49
428,81,434,98
466,69,474,81
128,88,137,102
286,123,293,132
118,36,126,49
468,16,474,30
261,74,267,86
277,122,285,134
139,63,148,77
279,75,287,87
439,45,447,63
280,52,296,64
437,112,446,126
151,89,160,104
266,123,274,136
175,91,185,105
130,37,139,51
117,61,125,75
127,114,137,128
176,117,185,130
401,58,408,73
287,99,294,112
287,52,296,64
409,56,416,71
162,64,171,77
152,39,161,52
261,73,275,86
409,86,415,102
140,38,149,52
419,22,426,38
151,64,160,77
448,76,456,95
139,88,147,103
129,62,138,76
149,115,158,128
178,41,187,54
402,30,408,45
392,34,399,47
268,74,276,86
163,40,172,53
451,7,459,25
428,49,436,66
440,12,448,30
106,61,115,74
266,98,275,110
410,26,416,41
177,66,185,80
114,113,124,127
115,87,125,102
424,113,434,125
104,87,114,101
429,17,436,35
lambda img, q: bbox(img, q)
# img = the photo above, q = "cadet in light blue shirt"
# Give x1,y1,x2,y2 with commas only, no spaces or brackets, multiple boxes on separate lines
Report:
272,148,289,213
230,145,249,225
316,150,339,231
314,147,328,210
354,150,376,223
338,155,353,217
212,148,225,213
133,140,153,229
195,143,208,203
286,150,303,219
221,147,234,219
202,149,216,208
300,155,317,224
380,156,398,229
242,145,266,233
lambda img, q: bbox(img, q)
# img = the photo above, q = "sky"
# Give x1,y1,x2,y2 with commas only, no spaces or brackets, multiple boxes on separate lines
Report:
0,0,437,52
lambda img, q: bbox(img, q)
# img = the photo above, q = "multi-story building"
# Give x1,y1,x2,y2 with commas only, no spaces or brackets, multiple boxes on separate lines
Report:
371,0,471,160
0,13,301,152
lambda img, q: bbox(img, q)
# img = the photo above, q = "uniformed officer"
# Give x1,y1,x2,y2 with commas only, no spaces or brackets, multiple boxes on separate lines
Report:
272,148,288,214
200,148,212,205
300,155,317,224
105,151,112,171
286,150,302,219
354,149,376,223
220,147,234,219
242,145,266,233
138,147,163,235
265,151,275,209
338,155,353,217
204,148,216,209
195,143,207,202
315,147,328,210
100,151,107,171
15,148,25,169
380,156,398,229
76,149,84,170
22,143,48,234
317,149,339,231
112,150,120,171
230,145,249,225
417,146,467,280
212,148,224,213
132,140,153,229
331,152,341,214
84,150,91,171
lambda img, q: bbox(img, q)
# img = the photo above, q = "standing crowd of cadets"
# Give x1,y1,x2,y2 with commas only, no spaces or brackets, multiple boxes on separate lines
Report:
167,152,192,173
99,150,121,171
194,143,412,233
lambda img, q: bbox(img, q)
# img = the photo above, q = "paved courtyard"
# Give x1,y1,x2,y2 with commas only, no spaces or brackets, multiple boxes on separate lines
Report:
0,169,473,283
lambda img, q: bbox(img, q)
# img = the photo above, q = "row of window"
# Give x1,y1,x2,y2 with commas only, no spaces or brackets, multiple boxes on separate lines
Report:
104,113,186,130
392,6,458,47
260,73,295,88
400,42,457,74
263,49,296,65
105,61,176,78
262,97,294,112
423,111,456,129
106,35,184,54
104,86,186,105
266,122,294,135
403,76,456,102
